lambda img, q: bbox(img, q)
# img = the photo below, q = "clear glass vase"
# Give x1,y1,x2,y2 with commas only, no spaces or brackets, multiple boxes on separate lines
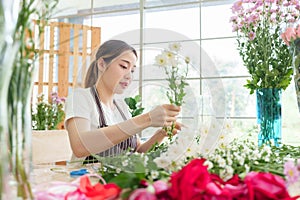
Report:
0,49,16,200
0,0,20,199
256,88,282,147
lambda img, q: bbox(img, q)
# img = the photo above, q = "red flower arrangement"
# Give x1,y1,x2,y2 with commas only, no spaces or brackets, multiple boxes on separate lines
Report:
129,158,300,200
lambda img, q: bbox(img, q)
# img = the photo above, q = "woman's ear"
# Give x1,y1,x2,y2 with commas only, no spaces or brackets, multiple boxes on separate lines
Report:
97,58,106,72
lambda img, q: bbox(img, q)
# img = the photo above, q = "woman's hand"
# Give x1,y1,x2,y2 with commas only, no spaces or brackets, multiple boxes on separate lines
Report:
148,104,181,127
158,121,183,137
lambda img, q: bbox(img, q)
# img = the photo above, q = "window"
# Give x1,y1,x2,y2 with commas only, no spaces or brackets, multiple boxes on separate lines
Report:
53,0,300,144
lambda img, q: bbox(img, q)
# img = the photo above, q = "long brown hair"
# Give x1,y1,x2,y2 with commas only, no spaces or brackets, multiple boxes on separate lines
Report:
84,40,137,88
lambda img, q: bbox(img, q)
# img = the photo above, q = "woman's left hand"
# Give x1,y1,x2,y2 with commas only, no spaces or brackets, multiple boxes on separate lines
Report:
158,122,184,137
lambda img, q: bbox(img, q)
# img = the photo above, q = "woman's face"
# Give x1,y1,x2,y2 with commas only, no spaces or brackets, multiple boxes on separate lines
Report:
101,51,137,94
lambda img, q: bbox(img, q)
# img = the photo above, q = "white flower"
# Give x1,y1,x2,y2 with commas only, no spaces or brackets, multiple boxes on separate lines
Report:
150,170,159,179
220,166,234,181
163,50,175,60
217,157,226,168
203,160,213,170
236,155,245,166
169,42,181,52
155,54,167,67
227,157,233,166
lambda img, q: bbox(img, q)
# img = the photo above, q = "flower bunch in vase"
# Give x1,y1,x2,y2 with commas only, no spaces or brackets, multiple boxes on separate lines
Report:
154,43,190,139
281,24,300,113
230,0,299,93
230,0,300,146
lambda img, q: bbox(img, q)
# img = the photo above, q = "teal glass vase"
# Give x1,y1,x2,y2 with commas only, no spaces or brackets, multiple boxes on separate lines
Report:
256,88,282,147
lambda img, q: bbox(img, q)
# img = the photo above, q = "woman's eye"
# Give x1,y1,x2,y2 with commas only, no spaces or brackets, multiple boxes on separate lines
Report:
120,65,127,69
131,70,135,74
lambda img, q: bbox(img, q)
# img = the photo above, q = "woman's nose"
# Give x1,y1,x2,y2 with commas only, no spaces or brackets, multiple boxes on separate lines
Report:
125,71,133,80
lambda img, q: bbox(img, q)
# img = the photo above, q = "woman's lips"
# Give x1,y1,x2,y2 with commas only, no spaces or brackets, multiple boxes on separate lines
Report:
120,82,128,88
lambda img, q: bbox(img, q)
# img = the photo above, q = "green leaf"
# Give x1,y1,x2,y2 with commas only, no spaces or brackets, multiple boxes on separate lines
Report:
107,172,141,189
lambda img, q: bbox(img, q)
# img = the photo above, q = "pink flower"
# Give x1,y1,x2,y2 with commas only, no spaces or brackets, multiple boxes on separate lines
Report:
231,0,243,13
248,31,256,40
284,160,300,185
153,180,169,199
128,188,156,200
281,27,297,45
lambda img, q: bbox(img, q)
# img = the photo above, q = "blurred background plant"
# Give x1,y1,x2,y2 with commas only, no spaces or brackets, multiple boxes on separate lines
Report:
31,92,66,130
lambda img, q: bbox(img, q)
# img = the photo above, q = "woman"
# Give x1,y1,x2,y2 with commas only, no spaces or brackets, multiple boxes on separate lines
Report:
65,40,181,162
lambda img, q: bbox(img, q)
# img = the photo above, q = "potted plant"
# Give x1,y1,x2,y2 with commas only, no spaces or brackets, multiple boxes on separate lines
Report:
31,92,66,131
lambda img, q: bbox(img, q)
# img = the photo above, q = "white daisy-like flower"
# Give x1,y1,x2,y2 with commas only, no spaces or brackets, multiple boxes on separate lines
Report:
163,50,175,60
169,42,182,52
150,170,159,179
155,54,167,67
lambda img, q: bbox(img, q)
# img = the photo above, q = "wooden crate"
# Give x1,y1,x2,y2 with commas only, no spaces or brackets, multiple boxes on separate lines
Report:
33,21,101,100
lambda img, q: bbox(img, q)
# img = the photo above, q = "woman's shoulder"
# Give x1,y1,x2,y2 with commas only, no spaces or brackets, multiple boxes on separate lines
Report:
69,87,91,97
66,87,93,103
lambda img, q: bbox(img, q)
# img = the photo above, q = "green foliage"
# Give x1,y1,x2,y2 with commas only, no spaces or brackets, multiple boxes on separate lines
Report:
238,26,293,94
124,94,144,117
31,92,65,130
93,150,170,197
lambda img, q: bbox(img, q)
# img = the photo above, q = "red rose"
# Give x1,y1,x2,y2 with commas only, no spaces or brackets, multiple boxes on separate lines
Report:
168,158,211,200
244,171,298,200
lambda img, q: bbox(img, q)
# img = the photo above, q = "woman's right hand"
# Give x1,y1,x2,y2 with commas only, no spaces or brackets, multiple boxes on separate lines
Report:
148,104,181,127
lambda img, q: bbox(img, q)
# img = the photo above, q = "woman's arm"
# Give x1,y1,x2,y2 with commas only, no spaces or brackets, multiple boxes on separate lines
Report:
66,104,180,158
66,112,151,158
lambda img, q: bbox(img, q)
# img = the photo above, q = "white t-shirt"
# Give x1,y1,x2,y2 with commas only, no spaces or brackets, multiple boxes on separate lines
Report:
65,87,131,128
64,87,134,162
